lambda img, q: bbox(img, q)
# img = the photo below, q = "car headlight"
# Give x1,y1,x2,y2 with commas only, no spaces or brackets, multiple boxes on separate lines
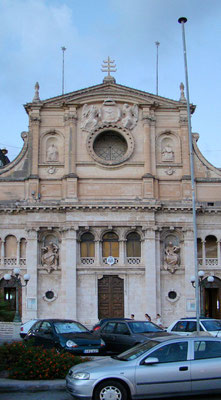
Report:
100,339,105,346
72,372,90,380
66,340,78,348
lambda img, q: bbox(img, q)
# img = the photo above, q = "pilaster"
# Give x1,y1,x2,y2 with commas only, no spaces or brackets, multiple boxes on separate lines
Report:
25,228,38,320
143,227,157,318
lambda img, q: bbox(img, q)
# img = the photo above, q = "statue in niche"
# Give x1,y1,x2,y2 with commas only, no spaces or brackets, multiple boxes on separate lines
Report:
164,241,180,274
161,144,174,162
81,104,99,131
122,104,138,130
46,143,59,162
41,242,59,273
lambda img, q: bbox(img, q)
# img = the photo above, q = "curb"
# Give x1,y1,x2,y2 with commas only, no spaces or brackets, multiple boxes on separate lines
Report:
0,378,65,392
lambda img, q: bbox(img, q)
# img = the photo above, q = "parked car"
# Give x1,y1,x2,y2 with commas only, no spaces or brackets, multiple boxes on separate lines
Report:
92,318,132,332
94,319,170,354
24,319,105,355
167,317,221,336
66,335,221,399
20,319,38,338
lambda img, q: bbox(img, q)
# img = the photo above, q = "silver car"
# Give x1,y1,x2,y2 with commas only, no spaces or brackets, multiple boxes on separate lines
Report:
66,335,221,399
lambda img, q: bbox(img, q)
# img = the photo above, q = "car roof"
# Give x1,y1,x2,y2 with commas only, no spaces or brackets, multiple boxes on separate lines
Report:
179,317,219,321
148,334,221,343
33,319,80,323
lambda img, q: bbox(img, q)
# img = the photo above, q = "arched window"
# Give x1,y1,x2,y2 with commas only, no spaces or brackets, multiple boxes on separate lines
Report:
80,232,95,257
4,235,17,266
205,235,217,258
102,232,119,257
197,238,202,260
126,232,141,257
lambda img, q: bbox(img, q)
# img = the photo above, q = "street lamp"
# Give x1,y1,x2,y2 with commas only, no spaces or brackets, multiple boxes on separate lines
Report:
190,271,214,316
3,268,30,322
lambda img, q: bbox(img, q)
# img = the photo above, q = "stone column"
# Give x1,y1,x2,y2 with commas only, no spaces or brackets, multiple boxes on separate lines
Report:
63,108,78,199
95,239,101,266
29,109,41,176
16,240,20,267
217,240,221,267
202,240,206,266
143,228,157,319
183,229,196,315
60,228,77,319
0,240,4,266
25,228,38,320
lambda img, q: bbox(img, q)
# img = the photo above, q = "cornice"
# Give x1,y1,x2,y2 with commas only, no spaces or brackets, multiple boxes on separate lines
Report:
1,201,221,215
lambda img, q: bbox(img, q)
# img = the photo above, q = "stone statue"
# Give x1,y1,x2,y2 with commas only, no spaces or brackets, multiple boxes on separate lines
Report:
81,104,99,131
164,241,180,274
122,104,138,130
41,242,59,273
161,144,174,162
47,143,59,162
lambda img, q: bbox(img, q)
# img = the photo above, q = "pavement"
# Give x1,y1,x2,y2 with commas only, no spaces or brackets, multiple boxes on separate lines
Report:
0,377,66,392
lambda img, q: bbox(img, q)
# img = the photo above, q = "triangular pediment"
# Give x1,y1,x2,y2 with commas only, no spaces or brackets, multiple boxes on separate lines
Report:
25,81,192,111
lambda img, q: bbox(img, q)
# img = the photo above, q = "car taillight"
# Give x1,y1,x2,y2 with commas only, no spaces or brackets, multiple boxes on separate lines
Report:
94,326,101,331
21,327,23,331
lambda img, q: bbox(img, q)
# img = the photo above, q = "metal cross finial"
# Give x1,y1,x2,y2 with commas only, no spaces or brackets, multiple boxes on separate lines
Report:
101,56,117,83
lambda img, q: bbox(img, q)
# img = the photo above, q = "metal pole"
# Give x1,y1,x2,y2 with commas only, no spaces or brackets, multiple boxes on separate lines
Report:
155,41,160,95
178,17,200,333
13,283,21,322
61,46,66,95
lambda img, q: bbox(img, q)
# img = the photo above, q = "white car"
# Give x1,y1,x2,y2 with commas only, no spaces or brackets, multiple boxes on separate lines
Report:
20,319,38,338
167,318,221,336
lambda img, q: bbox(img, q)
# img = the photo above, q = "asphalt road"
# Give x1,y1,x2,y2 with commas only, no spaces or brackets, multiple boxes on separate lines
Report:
1,393,221,400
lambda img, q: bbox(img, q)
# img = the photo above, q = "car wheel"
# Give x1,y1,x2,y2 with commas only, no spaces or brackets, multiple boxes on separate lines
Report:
94,380,128,400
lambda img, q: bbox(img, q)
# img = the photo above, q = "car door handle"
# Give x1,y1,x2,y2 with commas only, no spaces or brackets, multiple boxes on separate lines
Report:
179,366,188,371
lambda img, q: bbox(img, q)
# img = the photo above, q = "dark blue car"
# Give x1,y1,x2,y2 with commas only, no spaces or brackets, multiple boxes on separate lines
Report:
25,319,106,355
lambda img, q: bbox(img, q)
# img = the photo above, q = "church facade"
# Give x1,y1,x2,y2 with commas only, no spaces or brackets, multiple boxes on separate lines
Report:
1,75,221,327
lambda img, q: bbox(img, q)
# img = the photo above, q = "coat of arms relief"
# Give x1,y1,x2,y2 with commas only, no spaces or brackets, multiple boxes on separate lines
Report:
81,99,139,132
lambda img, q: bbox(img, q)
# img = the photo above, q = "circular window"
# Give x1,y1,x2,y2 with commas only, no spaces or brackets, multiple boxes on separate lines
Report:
168,291,177,300
94,131,127,161
45,290,54,300
87,127,134,166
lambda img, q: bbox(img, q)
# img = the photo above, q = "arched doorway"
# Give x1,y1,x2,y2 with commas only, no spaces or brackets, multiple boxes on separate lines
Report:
202,277,221,318
98,275,124,319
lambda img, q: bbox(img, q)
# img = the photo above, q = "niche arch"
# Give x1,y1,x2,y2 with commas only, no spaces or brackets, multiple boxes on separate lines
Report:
40,130,64,164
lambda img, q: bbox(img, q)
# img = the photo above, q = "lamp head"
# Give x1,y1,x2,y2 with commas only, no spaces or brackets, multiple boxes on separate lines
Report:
198,270,205,278
207,275,214,283
190,275,195,283
13,268,21,277
4,273,11,281
24,274,30,283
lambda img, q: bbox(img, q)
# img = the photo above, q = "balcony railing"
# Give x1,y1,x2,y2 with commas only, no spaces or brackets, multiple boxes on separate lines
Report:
80,257,95,265
198,258,218,267
127,257,141,265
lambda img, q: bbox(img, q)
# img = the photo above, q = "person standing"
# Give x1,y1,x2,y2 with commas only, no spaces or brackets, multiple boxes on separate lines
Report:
145,313,151,322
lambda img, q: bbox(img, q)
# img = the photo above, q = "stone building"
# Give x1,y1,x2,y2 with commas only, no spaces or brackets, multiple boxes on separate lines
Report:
1,73,221,326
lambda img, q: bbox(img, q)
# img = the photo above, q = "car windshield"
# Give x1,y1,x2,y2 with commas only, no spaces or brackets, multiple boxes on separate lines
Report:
129,321,163,333
54,322,89,334
113,340,160,361
201,320,221,331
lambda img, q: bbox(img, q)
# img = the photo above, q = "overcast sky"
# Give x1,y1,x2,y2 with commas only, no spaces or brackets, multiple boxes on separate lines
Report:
1,0,221,167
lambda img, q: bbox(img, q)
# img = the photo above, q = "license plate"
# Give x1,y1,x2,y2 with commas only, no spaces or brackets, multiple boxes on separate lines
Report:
84,349,99,353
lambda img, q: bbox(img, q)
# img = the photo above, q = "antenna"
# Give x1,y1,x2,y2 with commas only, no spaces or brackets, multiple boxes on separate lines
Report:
61,46,66,95
155,41,160,95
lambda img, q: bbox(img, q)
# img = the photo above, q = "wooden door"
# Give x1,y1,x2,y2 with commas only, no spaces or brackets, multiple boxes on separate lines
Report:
98,275,124,319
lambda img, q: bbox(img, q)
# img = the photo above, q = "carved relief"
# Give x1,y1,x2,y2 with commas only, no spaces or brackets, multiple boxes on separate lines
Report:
163,240,180,274
122,104,138,130
100,99,121,124
161,144,174,162
81,100,138,132
81,104,100,132
41,241,59,273
46,143,59,162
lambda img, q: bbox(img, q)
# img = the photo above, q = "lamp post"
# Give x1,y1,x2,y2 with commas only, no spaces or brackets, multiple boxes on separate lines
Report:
190,271,214,316
3,268,30,322
178,17,200,332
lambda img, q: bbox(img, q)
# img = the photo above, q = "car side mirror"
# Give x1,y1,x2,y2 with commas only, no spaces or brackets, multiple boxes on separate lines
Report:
143,357,159,365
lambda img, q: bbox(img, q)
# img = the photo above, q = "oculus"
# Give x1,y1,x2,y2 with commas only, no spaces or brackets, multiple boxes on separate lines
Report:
87,127,134,166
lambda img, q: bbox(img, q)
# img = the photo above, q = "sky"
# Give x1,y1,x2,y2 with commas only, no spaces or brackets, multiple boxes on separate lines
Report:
0,0,221,167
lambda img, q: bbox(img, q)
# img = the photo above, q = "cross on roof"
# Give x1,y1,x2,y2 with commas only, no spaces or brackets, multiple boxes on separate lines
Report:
101,57,117,83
